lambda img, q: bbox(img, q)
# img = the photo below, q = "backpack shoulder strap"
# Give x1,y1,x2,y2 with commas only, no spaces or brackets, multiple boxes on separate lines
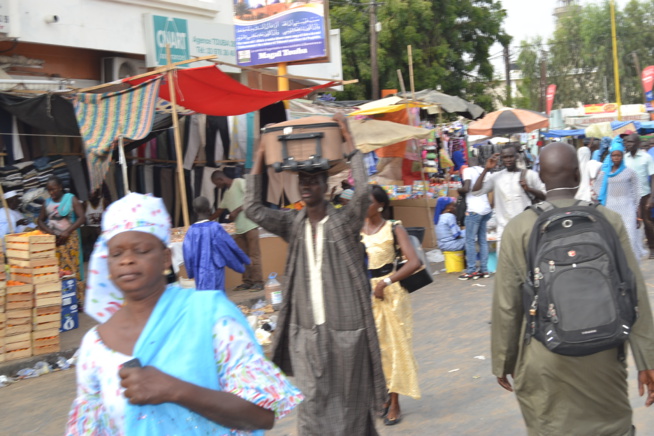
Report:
528,201,555,215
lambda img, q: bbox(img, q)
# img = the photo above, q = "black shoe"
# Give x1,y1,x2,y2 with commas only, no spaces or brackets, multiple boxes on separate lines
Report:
384,414,402,426
458,272,479,281
480,271,491,278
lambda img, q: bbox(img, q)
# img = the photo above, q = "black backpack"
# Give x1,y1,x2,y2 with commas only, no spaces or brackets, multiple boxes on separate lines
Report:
522,201,638,357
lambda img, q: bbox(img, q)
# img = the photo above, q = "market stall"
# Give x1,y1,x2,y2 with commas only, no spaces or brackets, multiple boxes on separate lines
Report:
169,224,288,291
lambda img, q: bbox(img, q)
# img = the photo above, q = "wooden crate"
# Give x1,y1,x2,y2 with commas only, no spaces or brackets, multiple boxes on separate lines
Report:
35,281,61,295
33,343,60,356
4,347,32,361
10,272,59,285
32,329,59,355
8,257,58,268
6,332,32,360
10,265,58,275
6,292,33,310
6,249,56,260
6,316,31,336
7,283,33,294
33,305,62,326
0,312,5,330
32,320,60,331
5,232,55,250
35,291,62,308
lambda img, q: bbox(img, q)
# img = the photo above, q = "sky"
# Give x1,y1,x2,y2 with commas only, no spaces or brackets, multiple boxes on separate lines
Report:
491,0,632,74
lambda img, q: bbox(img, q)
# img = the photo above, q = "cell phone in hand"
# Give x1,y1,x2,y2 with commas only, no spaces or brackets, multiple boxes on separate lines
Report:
122,358,142,368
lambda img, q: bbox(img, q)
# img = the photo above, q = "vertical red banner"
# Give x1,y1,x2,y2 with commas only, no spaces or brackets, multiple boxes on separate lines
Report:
642,66,654,101
546,84,557,115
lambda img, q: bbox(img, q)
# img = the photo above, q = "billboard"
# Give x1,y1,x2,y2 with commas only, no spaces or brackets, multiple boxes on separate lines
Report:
583,103,618,115
233,0,329,67
144,14,238,72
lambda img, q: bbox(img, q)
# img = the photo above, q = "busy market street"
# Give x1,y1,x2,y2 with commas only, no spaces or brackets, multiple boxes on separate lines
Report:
2,0,654,435
2,264,654,435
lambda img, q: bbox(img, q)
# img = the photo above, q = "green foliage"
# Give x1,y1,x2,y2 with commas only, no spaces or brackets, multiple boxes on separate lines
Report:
516,0,654,109
513,37,542,111
329,0,508,111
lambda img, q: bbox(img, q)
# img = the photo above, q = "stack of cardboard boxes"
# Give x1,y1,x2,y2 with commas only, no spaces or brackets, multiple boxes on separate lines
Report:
4,231,62,360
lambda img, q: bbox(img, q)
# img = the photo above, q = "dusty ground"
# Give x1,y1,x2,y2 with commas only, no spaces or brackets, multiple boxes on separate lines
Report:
2,264,654,435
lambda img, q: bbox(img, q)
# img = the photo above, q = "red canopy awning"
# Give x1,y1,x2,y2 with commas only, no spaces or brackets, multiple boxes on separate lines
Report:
127,65,336,116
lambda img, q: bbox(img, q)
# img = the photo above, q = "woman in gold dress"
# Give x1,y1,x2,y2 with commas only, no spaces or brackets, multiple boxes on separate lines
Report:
361,185,422,426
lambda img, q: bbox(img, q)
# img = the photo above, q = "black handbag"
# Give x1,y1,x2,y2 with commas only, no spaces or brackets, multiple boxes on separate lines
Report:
392,222,434,293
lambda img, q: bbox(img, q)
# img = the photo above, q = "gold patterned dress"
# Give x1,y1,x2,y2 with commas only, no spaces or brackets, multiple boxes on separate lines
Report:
361,220,421,399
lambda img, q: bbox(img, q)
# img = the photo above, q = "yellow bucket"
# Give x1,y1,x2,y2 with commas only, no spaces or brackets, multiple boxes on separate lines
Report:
444,250,465,273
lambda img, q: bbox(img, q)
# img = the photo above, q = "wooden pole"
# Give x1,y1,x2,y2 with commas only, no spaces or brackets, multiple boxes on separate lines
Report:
118,135,130,194
408,45,416,103
166,45,190,227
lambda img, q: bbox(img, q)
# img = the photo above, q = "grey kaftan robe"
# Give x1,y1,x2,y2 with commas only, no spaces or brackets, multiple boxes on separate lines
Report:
245,151,386,436
491,199,654,436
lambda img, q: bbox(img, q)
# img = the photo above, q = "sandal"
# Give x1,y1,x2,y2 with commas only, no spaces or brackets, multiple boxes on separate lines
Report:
383,414,402,426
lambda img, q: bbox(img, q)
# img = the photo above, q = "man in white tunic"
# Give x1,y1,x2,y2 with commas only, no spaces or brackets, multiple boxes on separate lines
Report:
472,144,545,247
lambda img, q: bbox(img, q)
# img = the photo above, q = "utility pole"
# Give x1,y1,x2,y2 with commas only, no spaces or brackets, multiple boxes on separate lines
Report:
539,50,547,113
631,51,646,104
369,1,379,99
610,0,622,120
504,44,511,106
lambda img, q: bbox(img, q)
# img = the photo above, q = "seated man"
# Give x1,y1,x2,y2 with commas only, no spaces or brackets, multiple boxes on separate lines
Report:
183,197,250,291
434,197,465,252
0,191,35,243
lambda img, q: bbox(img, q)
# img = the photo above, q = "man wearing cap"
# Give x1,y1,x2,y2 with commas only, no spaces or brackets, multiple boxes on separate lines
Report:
0,191,34,242
622,132,654,259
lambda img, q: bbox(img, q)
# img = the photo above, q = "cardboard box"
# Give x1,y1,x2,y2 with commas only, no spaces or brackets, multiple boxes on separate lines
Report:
60,304,79,332
62,290,77,307
62,278,77,295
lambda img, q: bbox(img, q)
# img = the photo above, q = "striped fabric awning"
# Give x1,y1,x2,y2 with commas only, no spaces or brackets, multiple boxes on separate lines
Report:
74,77,162,190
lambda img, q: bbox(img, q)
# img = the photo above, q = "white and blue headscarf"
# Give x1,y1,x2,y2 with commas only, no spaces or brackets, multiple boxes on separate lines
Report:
597,137,626,206
85,193,171,323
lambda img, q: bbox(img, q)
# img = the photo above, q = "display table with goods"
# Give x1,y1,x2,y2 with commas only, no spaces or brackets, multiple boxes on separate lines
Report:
169,225,288,291
380,180,461,249
0,230,76,363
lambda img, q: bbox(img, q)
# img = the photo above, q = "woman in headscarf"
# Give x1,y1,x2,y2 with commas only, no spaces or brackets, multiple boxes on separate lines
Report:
37,176,85,286
361,186,421,426
593,138,646,260
434,196,465,252
66,193,302,435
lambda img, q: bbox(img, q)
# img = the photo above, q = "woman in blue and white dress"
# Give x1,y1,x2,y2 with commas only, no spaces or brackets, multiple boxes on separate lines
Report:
593,140,646,260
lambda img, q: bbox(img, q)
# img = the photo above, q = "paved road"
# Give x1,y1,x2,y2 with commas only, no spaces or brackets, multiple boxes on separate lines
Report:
2,265,654,435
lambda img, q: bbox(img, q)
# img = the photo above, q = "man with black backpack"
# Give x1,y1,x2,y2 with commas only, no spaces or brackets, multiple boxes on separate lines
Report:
491,142,654,436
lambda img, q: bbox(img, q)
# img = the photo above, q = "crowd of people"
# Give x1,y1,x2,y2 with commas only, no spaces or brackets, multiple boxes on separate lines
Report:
0,116,647,435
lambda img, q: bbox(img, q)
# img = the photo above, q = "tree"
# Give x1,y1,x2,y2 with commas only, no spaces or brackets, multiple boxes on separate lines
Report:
515,0,654,109
514,37,542,111
329,0,509,111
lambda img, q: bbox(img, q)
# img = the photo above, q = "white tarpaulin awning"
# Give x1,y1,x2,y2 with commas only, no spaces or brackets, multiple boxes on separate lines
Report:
349,119,432,153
